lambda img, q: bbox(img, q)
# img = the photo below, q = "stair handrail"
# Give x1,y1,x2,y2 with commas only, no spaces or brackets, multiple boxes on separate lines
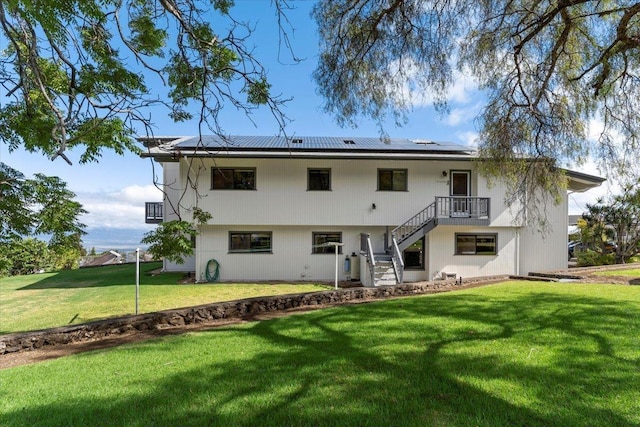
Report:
366,235,376,286
391,237,404,285
391,200,437,245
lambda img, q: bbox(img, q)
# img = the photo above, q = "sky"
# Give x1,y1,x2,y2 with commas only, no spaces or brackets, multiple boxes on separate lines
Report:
0,1,613,248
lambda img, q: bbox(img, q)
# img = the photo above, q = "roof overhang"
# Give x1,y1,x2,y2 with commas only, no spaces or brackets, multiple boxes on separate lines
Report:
138,135,477,162
565,169,606,192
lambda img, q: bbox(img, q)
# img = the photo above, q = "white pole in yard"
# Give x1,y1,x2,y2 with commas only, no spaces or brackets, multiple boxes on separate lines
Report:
334,247,339,290
135,248,140,315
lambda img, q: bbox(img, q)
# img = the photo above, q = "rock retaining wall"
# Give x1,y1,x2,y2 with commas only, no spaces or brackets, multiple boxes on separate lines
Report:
0,276,505,355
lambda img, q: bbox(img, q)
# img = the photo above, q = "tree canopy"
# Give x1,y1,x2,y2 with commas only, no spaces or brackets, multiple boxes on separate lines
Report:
0,162,86,243
0,0,291,165
313,0,640,211
3,1,638,255
579,183,640,264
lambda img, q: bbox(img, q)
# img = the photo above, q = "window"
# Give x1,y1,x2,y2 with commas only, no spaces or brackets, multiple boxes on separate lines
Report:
212,168,255,190
308,169,331,191
403,237,424,270
455,234,497,255
378,169,407,191
229,232,272,253
312,232,342,254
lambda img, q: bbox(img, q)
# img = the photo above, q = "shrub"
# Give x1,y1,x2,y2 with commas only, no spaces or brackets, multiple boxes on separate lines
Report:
576,249,615,267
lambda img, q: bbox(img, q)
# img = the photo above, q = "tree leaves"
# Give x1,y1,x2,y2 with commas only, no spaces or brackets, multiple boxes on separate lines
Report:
0,0,289,164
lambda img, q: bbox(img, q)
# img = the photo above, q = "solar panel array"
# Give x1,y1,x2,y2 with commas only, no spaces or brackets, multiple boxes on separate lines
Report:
173,135,471,154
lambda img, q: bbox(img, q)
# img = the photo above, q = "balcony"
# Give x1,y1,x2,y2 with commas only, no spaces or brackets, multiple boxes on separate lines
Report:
435,196,490,226
145,202,163,224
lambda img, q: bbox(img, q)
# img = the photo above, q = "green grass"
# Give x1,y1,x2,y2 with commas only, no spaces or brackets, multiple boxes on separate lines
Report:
0,263,331,334
1,281,639,426
592,268,640,277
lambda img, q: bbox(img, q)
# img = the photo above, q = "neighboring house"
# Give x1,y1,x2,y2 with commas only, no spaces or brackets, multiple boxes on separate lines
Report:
141,136,604,286
80,251,123,268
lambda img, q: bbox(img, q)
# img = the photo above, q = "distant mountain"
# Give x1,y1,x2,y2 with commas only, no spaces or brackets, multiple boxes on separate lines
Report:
82,227,152,253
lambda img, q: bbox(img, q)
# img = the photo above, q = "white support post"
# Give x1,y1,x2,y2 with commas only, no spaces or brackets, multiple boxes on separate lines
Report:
135,248,140,315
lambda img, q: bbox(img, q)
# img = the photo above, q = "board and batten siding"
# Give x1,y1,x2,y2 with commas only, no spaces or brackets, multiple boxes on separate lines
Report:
176,157,517,227
518,192,569,274
162,162,195,272
427,226,519,279
195,225,389,282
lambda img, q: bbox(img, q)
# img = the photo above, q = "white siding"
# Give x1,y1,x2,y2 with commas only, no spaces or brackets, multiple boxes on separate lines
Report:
156,155,574,281
518,193,569,274
161,162,195,272
428,226,518,279
176,158,513,227
195,225,388,282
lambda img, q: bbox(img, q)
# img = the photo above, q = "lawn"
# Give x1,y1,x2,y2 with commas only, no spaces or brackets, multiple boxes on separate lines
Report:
1,281,639,426
592,268,640,277
0,263,331,334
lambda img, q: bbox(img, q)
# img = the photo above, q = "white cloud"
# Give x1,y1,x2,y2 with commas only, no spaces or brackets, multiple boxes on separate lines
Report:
77,184,162,229
445,102,483,127
390,59,479,108
455,131,479,148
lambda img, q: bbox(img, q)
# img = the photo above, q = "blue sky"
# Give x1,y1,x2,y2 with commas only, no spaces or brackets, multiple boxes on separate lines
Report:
1,1,609,245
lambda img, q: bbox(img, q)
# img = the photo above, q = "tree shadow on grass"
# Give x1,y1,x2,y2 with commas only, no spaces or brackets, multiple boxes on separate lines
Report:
1,289,639,426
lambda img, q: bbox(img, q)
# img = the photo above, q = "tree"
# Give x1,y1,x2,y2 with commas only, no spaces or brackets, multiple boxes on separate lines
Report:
0,0,292,165
1,162,87,274
0,238,50,276
0,162,86,243
141,207,211,264
1,0,295,263
580,183,640,264
313,1,640,223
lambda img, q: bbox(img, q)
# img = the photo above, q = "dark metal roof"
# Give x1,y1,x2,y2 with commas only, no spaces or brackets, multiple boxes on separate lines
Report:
172,135,473,154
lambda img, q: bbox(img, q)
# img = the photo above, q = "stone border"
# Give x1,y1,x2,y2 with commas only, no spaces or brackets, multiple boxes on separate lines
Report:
4,263,637,357
530,262,640,280
0,275,506,356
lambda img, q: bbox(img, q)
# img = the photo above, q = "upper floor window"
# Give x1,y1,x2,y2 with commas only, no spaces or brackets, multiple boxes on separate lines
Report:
229,232,272,253
308,169,331,191
212,168,256,190
378,169,407,191
312,232,342,254
455,233,497,255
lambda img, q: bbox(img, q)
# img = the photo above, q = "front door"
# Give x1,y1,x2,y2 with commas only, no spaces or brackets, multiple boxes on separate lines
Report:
450,171,470,217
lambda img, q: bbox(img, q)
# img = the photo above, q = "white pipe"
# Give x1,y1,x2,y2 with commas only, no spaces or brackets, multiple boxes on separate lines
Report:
334,248,339,290
515,230,520,276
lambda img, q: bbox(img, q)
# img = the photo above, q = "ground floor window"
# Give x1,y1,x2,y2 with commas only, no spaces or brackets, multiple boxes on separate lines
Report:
229,232,272,253
455,233,497,255
403,237,424,269
312,232,342,254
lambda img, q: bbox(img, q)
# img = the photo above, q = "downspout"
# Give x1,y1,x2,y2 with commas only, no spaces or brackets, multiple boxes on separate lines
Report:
515,229,521,276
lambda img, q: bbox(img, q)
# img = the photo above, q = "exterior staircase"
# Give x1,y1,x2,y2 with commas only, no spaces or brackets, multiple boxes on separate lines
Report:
373,256,396,286
362,196,491,287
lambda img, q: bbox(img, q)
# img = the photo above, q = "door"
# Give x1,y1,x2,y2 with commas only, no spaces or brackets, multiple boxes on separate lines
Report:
450,171,470,217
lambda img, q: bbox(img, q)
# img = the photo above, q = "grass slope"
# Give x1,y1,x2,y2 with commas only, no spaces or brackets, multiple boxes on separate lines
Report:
1,281,639,426
0,263,330,334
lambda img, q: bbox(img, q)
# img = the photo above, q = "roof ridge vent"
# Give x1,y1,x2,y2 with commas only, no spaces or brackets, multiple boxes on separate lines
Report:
413,139,436,145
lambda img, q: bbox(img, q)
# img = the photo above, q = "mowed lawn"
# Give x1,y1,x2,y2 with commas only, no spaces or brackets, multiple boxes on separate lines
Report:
1,281,639,426
593,268,640,277
0,263,331,334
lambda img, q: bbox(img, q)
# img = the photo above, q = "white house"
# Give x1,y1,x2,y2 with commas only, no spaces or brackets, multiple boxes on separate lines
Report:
142,135,603,286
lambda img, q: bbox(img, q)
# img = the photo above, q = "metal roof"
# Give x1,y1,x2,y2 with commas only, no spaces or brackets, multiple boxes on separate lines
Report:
170,135,473,154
